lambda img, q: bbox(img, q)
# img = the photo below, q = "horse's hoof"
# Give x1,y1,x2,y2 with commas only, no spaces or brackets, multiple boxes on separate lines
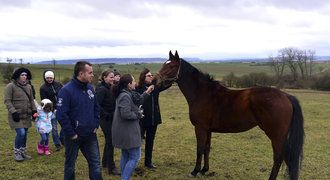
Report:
205,171,216,177
190,170,198,177
200,169,209,175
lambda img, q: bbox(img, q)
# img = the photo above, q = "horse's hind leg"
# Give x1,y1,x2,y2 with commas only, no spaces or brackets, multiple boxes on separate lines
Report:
268,137,285,180
269,154,284,180
191,127,208,176
201,131,211,175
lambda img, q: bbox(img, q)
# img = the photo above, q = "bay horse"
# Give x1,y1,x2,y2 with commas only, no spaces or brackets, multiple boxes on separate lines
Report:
154,51,304,180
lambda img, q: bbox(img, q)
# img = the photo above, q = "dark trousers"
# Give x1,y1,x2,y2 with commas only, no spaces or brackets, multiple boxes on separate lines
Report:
51,118,64,146
141,125,158,165
100,117,116,171
64,133,102,180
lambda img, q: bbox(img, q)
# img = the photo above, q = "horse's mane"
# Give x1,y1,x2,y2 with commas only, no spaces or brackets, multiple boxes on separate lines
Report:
180,59,225,88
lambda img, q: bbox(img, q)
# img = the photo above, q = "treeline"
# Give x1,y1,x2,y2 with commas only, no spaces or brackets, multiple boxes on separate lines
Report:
222,47,330,91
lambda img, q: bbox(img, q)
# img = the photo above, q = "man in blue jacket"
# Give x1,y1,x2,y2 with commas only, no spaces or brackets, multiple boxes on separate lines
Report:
57,61,102,180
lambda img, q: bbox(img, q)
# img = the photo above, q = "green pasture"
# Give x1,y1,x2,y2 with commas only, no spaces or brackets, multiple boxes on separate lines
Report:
0,62,329,179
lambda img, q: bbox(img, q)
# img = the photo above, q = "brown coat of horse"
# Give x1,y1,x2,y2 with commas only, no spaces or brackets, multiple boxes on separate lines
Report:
154,51,304,180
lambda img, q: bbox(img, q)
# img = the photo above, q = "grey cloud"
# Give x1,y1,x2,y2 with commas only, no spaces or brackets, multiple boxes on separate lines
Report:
43,0,330,25
0,35,173,52
0,0,31,9
3,0,330,18
147,0,329,11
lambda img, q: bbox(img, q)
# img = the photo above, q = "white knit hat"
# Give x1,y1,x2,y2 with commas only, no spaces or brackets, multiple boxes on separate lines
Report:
40,99,52,109
45,71,54,78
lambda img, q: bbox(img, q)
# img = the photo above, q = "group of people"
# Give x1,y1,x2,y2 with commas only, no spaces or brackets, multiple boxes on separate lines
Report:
4,67,64,160
4,61,170,180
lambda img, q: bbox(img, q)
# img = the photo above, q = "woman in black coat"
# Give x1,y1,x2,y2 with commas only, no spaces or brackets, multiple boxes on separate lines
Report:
136,68,171,168
95,69,119,175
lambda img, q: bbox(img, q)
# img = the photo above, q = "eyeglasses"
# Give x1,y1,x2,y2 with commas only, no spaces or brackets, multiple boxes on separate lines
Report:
146,74,153,77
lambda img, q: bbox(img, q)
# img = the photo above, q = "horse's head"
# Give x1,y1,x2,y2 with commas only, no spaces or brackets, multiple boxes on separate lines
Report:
153,50,181,87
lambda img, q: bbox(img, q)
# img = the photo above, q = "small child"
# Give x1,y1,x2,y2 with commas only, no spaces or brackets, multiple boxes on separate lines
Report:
34,99,54,155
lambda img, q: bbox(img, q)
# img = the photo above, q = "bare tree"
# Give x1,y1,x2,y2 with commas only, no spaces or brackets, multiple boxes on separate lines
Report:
296,49,315,80
6,58,12,64
296,50,306,80
281,47,299,81
269,53,286,83
307,50,315,78
52,58,56,68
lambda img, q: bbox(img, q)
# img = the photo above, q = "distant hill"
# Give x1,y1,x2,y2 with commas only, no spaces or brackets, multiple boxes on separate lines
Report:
34,56,330,64
36,57,202,65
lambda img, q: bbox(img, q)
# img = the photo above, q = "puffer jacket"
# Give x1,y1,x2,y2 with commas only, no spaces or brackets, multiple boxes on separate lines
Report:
4,81,37,129
35,109,54,134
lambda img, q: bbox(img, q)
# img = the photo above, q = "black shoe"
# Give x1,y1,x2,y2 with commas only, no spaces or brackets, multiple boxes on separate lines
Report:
109,167,120,176
102,163,107,168
145,163,157,169
60,139,65,147
55,144,62,151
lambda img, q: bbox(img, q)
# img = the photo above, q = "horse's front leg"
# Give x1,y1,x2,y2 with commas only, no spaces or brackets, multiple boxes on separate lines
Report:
201,131,211,175
191,127,208,176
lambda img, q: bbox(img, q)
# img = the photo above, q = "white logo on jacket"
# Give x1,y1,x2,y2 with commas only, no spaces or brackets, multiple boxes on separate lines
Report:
87,89,94,99
57,98,63,107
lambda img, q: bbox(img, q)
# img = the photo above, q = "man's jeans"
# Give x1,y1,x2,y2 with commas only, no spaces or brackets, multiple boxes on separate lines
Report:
120,147,141,180
64,133,102,180
15,128,28,149
51,118,63,146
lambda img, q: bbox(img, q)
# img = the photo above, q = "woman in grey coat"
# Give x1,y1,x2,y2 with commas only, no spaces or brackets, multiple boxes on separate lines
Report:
4,67,37,161
112,74,154,180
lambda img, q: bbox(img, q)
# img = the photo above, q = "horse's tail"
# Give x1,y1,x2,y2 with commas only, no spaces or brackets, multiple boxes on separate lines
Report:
285,95,305,180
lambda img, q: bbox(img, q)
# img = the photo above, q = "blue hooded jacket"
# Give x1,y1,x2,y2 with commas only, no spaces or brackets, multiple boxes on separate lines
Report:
56,77,100,138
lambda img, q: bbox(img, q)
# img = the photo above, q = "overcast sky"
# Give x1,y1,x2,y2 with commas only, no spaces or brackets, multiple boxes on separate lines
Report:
1,0,330,62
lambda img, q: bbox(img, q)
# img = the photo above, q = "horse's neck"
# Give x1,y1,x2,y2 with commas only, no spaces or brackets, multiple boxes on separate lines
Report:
177,61,202,105
177,79,196,105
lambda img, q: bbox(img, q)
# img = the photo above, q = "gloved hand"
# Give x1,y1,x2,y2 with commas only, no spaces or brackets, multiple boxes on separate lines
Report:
12,112,20,122
32,110,38,121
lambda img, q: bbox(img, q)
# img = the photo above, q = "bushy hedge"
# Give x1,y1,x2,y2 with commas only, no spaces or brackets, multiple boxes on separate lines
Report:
222,72,274,88
0,64,15,83
312,73,330,91
222,71,329,91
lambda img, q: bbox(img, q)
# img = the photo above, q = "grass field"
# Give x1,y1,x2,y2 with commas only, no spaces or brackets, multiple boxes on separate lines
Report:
0,62,329,179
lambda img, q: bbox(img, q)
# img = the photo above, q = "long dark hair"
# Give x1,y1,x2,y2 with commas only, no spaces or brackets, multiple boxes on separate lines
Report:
138,68,150,88
112,74,133,98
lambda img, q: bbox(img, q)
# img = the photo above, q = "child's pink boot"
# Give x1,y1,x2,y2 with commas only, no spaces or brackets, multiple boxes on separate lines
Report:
44,145,51,155
37,143,44,155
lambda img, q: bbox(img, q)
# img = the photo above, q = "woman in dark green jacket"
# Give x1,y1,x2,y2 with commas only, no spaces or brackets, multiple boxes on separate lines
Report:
4,67,37,162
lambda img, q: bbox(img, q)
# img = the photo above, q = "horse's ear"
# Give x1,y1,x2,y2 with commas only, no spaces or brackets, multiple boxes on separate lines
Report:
174,51,180,60
169,51,174,59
